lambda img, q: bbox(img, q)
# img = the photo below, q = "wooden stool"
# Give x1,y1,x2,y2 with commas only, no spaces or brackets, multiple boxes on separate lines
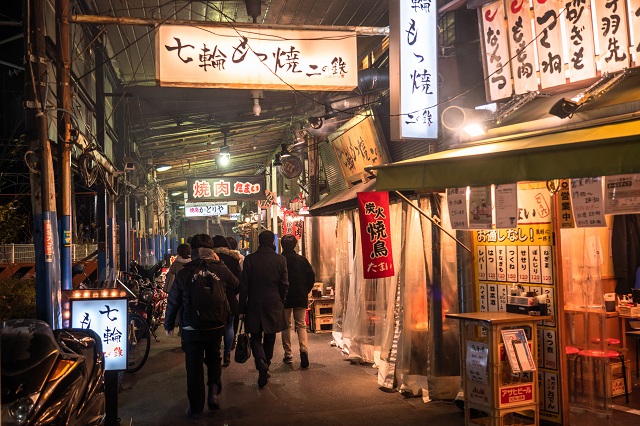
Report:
575,349,629,405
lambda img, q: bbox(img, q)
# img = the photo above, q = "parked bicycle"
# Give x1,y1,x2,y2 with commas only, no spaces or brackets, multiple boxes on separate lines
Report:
125,302,151,373
123,261,167,342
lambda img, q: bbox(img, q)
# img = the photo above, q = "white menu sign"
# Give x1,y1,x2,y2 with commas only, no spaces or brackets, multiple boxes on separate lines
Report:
466,341,489,384
604,174,640,215
570,177,605,227
495,183,518,228
447,187,469,229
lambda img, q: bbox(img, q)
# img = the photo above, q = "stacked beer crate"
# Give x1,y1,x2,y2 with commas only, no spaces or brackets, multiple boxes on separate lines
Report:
309,298,334,333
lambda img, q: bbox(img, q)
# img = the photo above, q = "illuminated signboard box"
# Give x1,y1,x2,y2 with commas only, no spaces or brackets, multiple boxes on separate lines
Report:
188,176,266,202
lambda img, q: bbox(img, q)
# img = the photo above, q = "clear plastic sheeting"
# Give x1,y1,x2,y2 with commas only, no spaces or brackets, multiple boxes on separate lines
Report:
561,227,612,426
307,195,460,399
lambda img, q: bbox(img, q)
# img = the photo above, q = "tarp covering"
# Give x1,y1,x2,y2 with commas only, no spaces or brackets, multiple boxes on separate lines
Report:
369,119,640,192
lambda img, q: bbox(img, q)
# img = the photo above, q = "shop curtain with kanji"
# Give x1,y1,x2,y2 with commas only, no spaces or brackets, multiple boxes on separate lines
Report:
357,191,395,279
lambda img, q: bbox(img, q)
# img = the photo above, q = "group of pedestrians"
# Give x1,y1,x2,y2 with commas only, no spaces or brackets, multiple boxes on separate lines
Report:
164,230,316,420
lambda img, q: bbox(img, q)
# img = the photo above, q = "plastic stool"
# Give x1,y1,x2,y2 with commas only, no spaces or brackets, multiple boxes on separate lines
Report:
591,337,621,346
575,349,629,404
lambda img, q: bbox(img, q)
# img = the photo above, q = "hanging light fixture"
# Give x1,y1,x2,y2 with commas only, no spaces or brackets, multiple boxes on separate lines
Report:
155,164,172,172
279,143,291,158
218,127,231,166
251,90,264,117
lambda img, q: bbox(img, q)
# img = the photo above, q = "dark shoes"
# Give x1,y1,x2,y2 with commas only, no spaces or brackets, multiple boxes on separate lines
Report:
187,408,202,420
258,368,268,388
223,353,231,366
208,384,220,410
283,355,293,364
300,351,309,369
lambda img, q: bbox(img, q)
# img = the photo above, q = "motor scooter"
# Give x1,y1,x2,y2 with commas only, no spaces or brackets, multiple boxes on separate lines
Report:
1,319,106,425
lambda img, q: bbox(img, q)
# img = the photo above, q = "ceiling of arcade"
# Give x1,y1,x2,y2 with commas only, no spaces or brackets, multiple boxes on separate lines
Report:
88,0,391,193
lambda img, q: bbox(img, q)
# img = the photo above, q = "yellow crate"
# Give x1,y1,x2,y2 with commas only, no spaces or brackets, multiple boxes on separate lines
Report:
313,299,334,316
312,314,333,333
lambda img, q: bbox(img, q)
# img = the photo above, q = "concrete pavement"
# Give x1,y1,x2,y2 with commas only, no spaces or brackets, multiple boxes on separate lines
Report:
118,331,465,425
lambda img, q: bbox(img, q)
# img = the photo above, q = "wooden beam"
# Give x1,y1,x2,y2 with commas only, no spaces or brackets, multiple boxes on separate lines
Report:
70,14,389,36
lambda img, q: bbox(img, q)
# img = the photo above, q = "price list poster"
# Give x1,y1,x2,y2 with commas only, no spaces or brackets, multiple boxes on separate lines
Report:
474,182,560,423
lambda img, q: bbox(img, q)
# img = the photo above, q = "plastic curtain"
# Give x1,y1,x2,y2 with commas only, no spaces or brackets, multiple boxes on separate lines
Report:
561,227,612,425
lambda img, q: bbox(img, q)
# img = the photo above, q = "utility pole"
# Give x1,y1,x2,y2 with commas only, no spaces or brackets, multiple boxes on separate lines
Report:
24,0,61,327
56,0,72,290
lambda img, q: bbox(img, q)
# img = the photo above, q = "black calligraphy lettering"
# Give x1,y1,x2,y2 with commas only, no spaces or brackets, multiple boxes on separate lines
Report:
165,37,194,63
273,46,302,74
537,10,557,49
405,19,418,45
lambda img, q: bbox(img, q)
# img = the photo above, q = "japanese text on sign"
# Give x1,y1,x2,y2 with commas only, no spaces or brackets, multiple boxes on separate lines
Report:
358,191,395,279
157,25,357,91
188,176,266,201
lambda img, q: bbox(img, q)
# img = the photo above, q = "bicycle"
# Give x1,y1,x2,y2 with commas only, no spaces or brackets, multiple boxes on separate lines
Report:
126,306,151,373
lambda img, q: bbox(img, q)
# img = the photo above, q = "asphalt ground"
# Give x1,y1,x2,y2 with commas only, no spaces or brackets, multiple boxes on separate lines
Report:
118,331,465,426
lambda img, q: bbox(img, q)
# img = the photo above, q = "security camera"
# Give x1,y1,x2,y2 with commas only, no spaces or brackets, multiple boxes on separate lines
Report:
124,161,135,171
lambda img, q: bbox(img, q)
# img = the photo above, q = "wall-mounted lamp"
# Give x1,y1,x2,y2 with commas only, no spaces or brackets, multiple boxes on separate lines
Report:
219,127,231,166
251,90,264,117
155,164,172,172
549,69,634,119
308,116,323,129
441,106,494,137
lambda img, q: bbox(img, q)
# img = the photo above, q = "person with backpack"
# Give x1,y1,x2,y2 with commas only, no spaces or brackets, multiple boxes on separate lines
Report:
238,230,289,388
164,234,239,419
212,235,243,366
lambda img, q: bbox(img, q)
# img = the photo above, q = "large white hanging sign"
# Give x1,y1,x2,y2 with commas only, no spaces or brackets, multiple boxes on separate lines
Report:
593,0,630,74
604,174,640,215
631,0,640,64
481,1,513,101
389,0,439,140
533,0,565,89
570,177,605,227
156,25,357,90
447,187,469,230
506,0,538,95
564,0,597,82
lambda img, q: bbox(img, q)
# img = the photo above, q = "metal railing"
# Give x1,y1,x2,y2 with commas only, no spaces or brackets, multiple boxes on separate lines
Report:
0,244,98,264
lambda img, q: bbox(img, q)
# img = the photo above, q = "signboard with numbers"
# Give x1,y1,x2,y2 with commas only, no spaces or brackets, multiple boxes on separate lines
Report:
474,182,559,423
70,298,128,371
188,176,266,201
570,177,605,227
157,25,357,90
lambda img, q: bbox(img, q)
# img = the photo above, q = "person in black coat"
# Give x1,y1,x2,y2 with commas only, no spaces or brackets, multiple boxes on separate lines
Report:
280,234,315,368
164,234,239,418
238,230,289,388
212,234,243,366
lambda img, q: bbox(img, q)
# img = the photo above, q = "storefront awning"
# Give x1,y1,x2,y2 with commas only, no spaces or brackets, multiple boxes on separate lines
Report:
369,119,640,192
309,178,377,216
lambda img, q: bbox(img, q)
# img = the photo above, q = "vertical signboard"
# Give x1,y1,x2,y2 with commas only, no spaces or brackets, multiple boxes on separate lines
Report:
631,0,640,64
565,0,597,82
594,0,630,74
481,1,514,100
357,191,395,279
474,182,560,423
389,0,438,140
506,0,538,94
533,0,565,89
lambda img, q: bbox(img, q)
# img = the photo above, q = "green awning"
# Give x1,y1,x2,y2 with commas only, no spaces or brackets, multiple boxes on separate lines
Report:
370,119,640,192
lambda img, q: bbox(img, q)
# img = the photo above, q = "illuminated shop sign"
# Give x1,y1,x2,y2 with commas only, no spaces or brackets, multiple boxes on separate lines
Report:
390,0,439,140
480,0,637,101
157,25,357,91
357,191,395,279
70,298,128,371
188,176,266,201
185,202,230,217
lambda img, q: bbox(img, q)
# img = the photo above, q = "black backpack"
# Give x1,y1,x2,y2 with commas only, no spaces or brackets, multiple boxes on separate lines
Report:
187,263,230,330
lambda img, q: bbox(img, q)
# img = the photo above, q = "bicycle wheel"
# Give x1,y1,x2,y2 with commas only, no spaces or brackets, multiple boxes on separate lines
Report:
125,314,151,373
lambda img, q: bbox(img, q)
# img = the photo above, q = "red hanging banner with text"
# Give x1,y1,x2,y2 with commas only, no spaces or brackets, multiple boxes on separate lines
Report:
358,191,395,279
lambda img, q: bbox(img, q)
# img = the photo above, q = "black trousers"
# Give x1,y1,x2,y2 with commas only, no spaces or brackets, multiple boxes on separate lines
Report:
181,327,225,413
250,326,276,371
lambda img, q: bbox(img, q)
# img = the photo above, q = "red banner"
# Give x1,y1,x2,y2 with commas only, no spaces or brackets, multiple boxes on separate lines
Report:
358,191,394,279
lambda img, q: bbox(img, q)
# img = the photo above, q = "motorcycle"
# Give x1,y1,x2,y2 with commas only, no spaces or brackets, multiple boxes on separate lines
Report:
1,319,106,425
126,260,167,341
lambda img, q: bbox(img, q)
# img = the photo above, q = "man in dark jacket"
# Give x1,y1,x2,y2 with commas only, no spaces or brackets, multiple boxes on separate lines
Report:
212,234,243,366
280,234,315,368
165,234,239,419
238,230,289,388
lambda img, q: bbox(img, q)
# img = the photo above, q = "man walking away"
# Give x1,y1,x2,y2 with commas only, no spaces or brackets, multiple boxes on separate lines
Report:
280,234,315,368
238,230,289,388
165,234,239,419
